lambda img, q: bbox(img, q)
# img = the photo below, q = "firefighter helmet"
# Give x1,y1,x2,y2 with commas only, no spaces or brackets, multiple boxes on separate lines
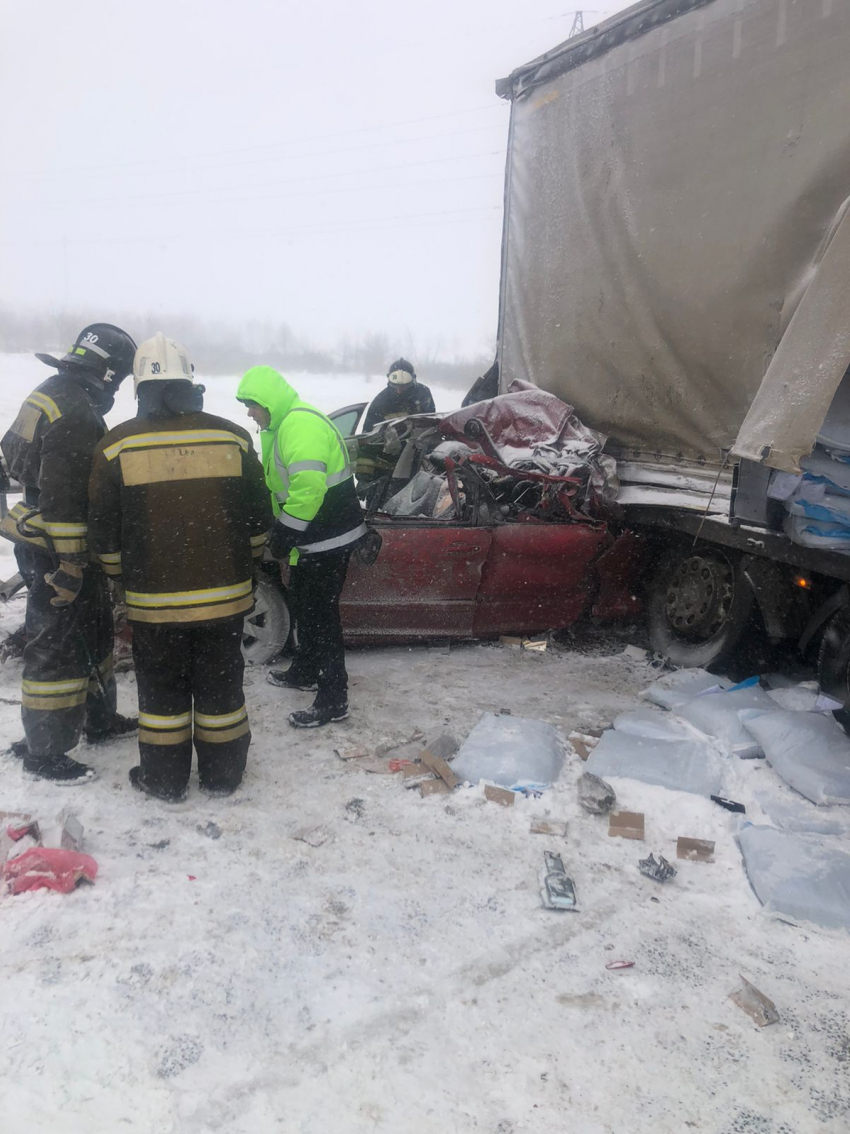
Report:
35,323,137,387
133,333,194,392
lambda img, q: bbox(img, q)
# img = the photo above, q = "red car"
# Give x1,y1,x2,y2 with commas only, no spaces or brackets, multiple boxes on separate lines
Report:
242,390,642,663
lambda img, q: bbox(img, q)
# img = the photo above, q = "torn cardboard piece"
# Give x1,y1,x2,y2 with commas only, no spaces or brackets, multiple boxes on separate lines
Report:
730,976,780,1027
421,750,459,790
420,779,450,798
608,811,645,841
530,819,568,836
60,813,84,852
677,837,715,863
569,732,600,761
335,745,371,761
484,784,515,808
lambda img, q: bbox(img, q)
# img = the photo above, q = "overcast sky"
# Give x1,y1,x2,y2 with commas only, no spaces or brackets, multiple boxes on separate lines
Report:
0,1,626,356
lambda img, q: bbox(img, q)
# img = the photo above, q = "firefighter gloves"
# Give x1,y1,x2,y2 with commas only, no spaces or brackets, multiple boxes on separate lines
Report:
44,561,84,608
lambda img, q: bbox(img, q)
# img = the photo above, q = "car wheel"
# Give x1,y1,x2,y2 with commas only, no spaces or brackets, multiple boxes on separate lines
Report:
817,606,850,707
242,576,291,666
647,545,753,669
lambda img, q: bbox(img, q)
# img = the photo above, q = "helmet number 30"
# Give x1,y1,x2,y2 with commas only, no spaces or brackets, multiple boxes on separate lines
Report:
151,362,161,374
83,332,99,344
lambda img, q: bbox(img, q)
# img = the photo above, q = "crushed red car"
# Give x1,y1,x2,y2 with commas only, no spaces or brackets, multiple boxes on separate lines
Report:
244,382,643,661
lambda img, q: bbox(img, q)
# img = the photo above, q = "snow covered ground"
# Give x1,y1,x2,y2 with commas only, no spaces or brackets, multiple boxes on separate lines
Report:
0,354,848,1133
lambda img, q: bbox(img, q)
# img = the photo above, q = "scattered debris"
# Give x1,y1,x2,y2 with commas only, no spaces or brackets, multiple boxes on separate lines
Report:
711,795,746,814
2,847,98,895
426,732,460,760
677,837,715,863
605,960,635,970
484,784,515,808
420,779,450,798
608,811,645,841
359,759,398,775
60,813,84,851
344,798,366,820
639,852,677,883
577,771,616,815
402,764,432,787
569,733,598,761
148,838,170,850
335,745,371,761
530,819,568,837
7,819,41,843
421,750,459,790
197,821,221,841
541,851,577,910
621,645,647,661
500,635,547,651
388,758,414,773
729,976,780,1027
293,825,331,848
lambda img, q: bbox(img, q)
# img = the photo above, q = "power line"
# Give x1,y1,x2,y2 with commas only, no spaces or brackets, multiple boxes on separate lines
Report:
14,149,505,210
13,102,508,181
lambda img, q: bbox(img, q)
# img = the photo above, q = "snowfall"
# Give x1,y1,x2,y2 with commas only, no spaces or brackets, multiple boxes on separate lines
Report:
0,353,848,1134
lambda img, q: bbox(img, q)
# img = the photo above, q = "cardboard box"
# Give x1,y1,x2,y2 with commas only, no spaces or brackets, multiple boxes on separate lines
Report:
608,811,645,841
530,819,568,837
730,976,779,1026
421,750,459,790
677,837,715,863
420,779,450,798
484,784,515,808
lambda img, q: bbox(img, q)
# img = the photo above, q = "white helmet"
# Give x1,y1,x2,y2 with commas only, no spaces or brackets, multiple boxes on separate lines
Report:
133,332,193,393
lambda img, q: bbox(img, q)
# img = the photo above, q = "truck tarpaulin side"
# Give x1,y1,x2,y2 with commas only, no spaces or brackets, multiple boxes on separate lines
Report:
496,0,850,472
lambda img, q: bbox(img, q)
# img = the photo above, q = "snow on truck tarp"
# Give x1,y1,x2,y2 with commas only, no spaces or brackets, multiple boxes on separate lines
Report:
496,0,850,470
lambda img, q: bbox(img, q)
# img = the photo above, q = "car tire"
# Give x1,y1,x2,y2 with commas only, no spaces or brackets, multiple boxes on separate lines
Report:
647,545,753,669
817,606,850,707
242,575,291,666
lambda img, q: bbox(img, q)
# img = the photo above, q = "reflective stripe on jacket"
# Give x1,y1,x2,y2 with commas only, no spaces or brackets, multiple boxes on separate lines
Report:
237,366,366,555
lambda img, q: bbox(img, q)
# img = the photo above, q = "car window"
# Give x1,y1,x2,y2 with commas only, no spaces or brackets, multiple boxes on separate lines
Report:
329,407,362,438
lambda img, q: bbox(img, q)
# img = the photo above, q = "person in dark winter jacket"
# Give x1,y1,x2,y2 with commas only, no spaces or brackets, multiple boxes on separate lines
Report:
355,359,436,492
0,323,138,784
88,334,272,801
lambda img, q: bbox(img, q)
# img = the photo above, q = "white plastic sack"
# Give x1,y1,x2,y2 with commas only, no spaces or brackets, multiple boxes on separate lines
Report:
801,447,850,494
753,784,850,837
676,685,777,758
743,711,850,805
737,824,850,931
451,712,564,789
641,668,732,711
611,707,697,741
784,513,850,552
584,713,726,797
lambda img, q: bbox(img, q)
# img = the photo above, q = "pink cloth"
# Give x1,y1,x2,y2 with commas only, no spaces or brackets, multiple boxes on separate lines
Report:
2,847,98,894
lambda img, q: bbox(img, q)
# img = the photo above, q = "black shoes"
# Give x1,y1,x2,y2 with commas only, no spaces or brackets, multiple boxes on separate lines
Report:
289,702,349,729
198,779,242,798
267,669,319,691
129,765,187,803
86,713,138,744
6,738,29,760
23,752,96,784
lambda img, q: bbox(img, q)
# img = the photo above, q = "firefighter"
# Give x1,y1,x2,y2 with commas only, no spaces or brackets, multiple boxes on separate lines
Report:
88,334,272,801
355,358,436,494
0,323,138,783
236,366,366,728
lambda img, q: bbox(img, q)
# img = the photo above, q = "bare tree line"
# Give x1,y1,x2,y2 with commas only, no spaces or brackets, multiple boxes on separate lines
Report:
0,308,494,391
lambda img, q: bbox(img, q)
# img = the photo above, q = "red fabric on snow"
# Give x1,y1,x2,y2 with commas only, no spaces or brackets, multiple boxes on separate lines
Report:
2,847,98,894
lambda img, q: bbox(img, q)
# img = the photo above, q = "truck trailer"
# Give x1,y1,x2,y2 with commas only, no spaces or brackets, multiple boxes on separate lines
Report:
496,0,850,700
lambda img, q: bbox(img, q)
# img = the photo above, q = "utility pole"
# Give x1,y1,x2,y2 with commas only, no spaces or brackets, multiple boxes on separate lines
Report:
569,11,584,38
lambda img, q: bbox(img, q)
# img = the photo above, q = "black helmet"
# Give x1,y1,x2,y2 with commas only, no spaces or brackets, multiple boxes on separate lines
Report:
36,323,137,388
387,357,416,385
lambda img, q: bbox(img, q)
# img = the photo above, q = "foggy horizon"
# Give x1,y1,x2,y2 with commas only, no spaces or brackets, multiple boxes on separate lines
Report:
1,1,626,357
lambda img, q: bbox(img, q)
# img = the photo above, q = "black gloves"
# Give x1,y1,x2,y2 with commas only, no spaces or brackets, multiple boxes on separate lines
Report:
268,521,299,562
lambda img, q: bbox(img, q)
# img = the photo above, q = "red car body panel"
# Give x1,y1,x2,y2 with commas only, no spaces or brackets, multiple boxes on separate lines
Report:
341,522,491,641
592,531,646,621
471,521,609,637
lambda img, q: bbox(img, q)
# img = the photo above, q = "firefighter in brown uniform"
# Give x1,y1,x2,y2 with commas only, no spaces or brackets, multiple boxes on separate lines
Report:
88,334,272,801
0,323,139,783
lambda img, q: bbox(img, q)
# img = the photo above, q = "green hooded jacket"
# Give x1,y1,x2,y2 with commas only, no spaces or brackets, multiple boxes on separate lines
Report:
236,366,365,555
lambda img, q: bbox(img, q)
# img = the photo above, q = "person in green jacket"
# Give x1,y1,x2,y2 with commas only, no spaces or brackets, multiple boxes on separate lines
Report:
237,366,366,728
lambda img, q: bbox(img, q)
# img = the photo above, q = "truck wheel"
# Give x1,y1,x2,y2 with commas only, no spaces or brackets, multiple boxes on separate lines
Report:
242,575,291,666
647,547,753,669
817,607,850,706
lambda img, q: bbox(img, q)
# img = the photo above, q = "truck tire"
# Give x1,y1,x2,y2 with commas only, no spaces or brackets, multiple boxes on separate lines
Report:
647,546,753,669
817,607,850,707
242,574,291,666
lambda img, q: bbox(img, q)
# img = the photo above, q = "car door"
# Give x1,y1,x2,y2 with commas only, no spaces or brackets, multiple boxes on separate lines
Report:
471,522,610,637
341,519,491,641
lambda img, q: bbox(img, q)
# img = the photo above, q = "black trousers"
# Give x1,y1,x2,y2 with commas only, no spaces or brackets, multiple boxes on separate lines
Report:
287,550,351,707
132,618,250,795
17,544,116,756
